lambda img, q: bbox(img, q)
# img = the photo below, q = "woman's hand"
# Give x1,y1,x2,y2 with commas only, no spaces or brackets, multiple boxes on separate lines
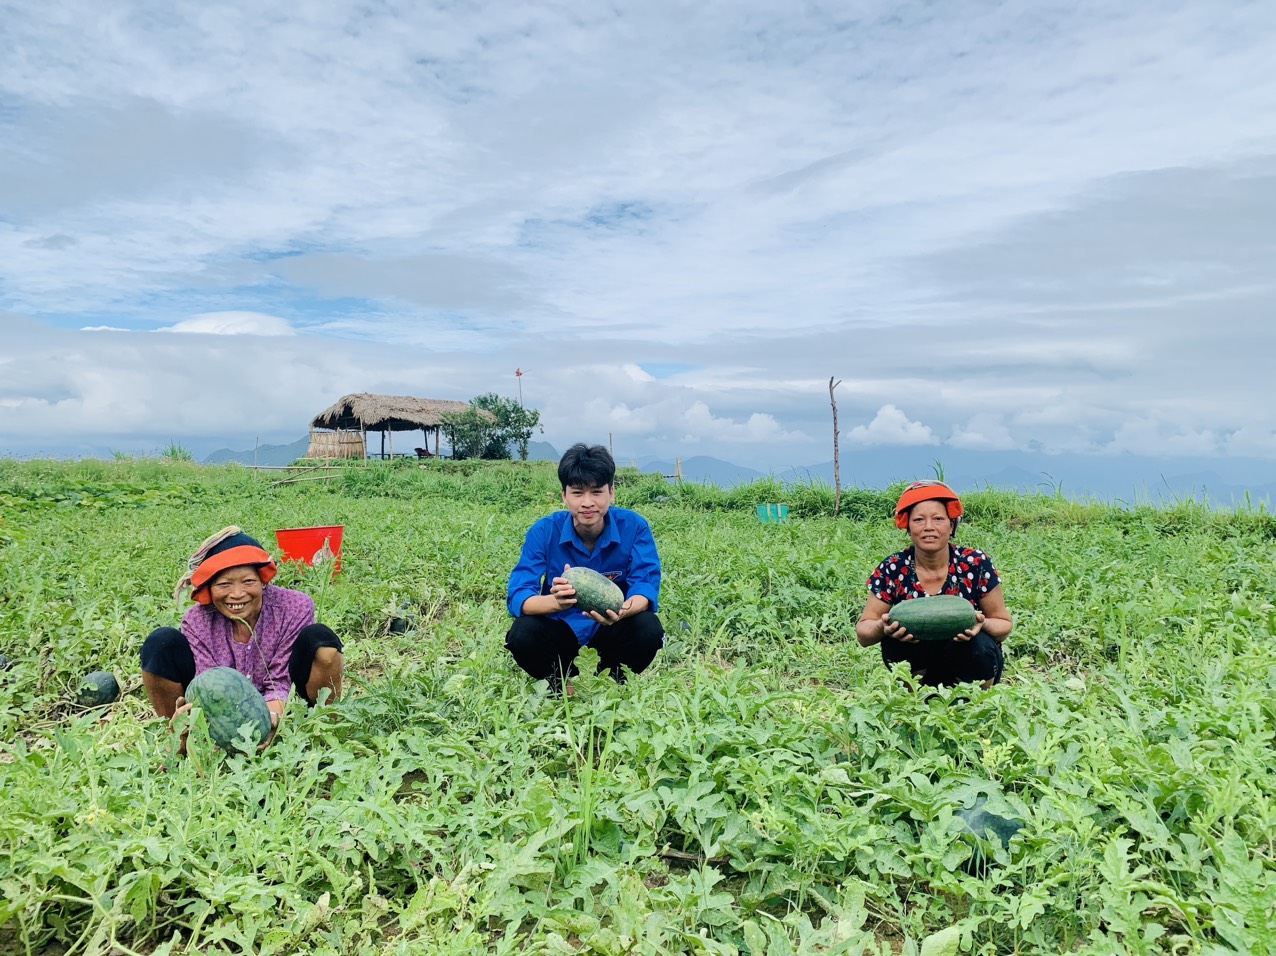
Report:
954,611,986,642
259,701,285,752
169,696,192,755
882,612,919,644
258,715,278,752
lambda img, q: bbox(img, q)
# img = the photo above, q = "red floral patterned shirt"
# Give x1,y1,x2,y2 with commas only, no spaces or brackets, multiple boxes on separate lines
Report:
867,544,1001,607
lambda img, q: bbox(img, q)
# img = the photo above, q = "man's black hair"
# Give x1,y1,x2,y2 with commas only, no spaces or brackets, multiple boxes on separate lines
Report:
558,443,615,490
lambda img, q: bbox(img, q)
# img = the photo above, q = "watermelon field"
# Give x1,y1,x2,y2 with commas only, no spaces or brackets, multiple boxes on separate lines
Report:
0,457,1273,955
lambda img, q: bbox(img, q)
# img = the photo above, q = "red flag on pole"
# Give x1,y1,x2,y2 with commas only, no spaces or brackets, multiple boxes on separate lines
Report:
515,368,523,377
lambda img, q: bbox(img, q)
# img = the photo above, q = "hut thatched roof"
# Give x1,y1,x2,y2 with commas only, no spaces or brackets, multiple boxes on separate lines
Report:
311,393,493,432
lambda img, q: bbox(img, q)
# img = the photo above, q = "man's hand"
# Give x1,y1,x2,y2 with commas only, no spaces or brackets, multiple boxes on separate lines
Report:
547,563,579,611
584,599,629,627
586,595,647,626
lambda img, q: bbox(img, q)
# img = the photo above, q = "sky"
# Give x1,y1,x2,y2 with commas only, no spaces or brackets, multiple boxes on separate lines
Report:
3,0,1276,474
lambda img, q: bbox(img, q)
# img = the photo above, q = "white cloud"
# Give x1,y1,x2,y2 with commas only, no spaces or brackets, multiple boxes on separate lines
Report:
160,312,297,336
0,1,1275,477
949,414,1017,451
847,405,936,447
623,364,656,384
676,402,803,444
1223,426,1276,457
1105,419,1222,457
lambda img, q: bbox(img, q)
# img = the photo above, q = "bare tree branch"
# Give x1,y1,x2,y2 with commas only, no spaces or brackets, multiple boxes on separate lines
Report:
829,376,843,518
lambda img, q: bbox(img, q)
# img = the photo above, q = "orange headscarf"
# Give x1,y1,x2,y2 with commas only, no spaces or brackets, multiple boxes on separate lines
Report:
173,526,278,605
894,480,963,529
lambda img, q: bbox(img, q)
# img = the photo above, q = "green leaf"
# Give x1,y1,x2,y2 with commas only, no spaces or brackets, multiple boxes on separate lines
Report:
919,925,962,956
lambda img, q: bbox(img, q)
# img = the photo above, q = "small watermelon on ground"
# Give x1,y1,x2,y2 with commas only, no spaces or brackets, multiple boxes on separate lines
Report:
185,667,273,752
0,654,13,672
956,793,1024,850
889,594,977,641
563,566,625,615
388,601,414,633
76,671,120,706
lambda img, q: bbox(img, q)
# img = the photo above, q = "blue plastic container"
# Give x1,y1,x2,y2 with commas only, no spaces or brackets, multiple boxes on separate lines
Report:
757,503,789,523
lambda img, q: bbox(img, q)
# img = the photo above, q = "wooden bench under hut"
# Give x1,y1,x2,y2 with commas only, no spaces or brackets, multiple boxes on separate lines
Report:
307,393,491,460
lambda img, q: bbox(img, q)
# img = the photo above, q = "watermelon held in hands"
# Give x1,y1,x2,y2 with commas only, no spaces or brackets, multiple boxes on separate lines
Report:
76,671,120,706
563,566,625,615
889,594,977,641
185,667,273,752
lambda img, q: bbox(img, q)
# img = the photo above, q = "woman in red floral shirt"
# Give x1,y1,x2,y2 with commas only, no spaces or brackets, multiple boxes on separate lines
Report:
855,481,1013,688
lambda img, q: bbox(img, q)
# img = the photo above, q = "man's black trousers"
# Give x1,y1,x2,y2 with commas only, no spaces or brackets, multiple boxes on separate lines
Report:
505,612,664,683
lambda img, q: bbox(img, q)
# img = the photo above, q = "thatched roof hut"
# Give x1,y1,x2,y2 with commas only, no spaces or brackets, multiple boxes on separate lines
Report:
308,393,492,459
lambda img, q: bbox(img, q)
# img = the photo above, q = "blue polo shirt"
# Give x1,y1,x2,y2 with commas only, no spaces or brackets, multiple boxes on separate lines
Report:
507,506,661,646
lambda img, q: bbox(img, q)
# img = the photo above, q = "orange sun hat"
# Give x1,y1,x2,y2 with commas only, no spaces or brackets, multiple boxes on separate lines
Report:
894,480,963,529
174,527,278,605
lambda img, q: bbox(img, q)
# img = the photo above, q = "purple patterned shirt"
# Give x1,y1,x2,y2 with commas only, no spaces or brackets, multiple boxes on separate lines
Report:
180,585,315,702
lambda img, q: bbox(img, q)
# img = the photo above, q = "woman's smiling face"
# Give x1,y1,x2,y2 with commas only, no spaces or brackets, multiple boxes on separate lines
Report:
907,499,954,553
208,565,265,626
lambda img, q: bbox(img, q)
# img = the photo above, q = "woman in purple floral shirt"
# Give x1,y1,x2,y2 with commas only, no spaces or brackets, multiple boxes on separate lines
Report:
855,482,1013,687
140,528,343,744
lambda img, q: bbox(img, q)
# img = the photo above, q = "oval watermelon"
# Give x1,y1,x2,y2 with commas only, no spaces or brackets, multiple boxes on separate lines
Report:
890,594,976,641
563,566,625,615
186,667,273,752
76,671,120,706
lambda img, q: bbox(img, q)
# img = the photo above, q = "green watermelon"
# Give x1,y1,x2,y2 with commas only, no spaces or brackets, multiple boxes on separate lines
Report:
76,671,120,706
0,654,13,672
957,794,1024,849
564,566,625,615
186,667,273,752
890,595,976,641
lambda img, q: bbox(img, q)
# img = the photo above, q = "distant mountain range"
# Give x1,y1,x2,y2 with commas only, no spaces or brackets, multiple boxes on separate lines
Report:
201,439,1273,506
633,450,1276,507
204,437,311,466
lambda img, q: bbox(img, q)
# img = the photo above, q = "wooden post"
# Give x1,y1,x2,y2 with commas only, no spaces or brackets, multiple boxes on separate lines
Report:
675,458,683,483
829,376,843,518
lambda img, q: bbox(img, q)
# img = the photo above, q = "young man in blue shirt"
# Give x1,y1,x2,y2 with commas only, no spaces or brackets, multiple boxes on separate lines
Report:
506,443,664,691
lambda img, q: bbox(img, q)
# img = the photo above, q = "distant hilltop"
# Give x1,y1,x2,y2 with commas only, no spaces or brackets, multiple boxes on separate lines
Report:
203,437,311,467
199,440,1274,506
633,450,1276,507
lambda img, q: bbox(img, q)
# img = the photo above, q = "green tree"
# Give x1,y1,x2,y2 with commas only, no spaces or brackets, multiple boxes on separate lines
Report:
439,394,542,460
471,393,542,461
439,408,490,461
